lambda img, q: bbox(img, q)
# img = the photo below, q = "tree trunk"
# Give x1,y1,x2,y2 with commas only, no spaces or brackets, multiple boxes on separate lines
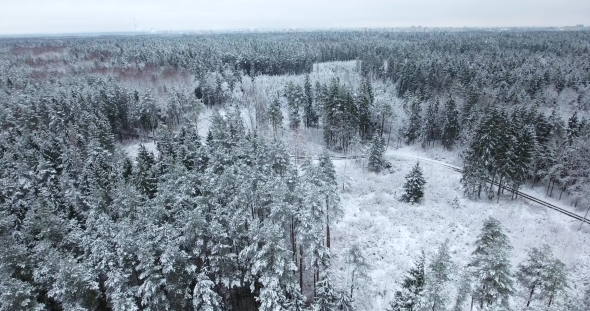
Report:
526,285,535,307
497,174,504,197
559,187,564,200
326,198,331,249
313,268,316,297
387,125,392,150
480,284,486,310
299,246,303,293
290,220,296,262
380,114,385,138
350,270,355,298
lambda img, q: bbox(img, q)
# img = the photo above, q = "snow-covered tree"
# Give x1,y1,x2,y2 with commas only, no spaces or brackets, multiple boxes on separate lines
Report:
286,82,303,130
422,240,454,311
468,218,514,311
405,97,422,145
346,244,370,299
367,135,385,172
134,144,158,198
335,290,356,311
193,273,223,311
421,99,440,148
268,97,284,137
313,272,338,311
389,252,426,311
401,162,426,204
304,74,319,128
452,269,473,311
318,152,342,249
516,245,569,308
441,97,460,150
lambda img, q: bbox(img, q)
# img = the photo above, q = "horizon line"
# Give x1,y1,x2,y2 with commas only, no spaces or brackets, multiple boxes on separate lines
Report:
0,25,587,38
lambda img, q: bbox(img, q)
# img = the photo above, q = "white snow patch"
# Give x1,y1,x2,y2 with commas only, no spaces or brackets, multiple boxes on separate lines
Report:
330,152,590,310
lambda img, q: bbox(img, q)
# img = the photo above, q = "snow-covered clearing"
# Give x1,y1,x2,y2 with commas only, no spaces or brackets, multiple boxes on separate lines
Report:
330,149,590,310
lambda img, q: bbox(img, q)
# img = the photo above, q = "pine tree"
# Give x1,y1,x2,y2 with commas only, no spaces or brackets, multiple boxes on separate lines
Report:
441,98,460,150
401,162,426,204
388,252,426,311
286,82,303,130
516,246,549,308
582,287,590,311
510,124,537,196
462,87,478,131
358,77,374,140
134,144,158,199
468,218,514,311
346,244,370,300
318,152,341,249
422,240,454,311
367,136,385,172
193,273,222,311
268,97,284,137
335,291,356,311
303,74,319,128
122,157,133,181
313,272,338,311
566,111,580,145
452,269,473,311
543,256,569,308
421,99,438,148
517,245,568,308
405,97,422,144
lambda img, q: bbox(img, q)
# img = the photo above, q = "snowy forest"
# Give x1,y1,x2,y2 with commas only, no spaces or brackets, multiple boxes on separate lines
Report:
1,30,590,311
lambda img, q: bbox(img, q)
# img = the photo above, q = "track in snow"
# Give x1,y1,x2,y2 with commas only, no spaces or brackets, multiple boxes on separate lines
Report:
290,153,590,226
386,153,590,226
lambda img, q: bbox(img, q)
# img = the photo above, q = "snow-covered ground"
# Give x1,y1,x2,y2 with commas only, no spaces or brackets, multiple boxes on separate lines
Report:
118,60,590,309
329,151,590,310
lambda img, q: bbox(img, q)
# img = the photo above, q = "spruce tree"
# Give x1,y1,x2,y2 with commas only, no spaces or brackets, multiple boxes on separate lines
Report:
468,218,514,311
401,162,426,204
367,136,385,172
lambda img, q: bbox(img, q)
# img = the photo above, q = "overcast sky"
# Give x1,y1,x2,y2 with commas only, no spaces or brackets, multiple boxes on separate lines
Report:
1,0,589,35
